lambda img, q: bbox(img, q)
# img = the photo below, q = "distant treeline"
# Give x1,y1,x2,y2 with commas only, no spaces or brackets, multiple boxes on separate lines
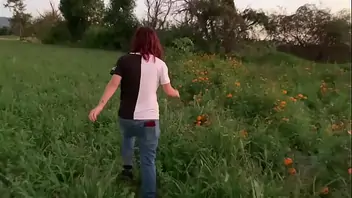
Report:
2,0,351,63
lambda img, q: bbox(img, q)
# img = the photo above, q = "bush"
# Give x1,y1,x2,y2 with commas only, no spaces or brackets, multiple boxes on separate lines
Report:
80,26,113,49
172,37,195,54
42,21,71,45
79,24,136,51
0,26,11,36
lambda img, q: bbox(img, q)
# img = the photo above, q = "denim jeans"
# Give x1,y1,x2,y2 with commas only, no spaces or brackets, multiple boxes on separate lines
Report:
119,117,160,198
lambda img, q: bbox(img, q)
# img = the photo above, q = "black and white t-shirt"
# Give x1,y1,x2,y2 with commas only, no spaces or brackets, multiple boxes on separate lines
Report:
110,52,170,120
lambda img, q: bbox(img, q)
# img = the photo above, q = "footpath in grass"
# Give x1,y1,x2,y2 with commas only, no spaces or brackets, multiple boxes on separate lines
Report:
0,40,351,198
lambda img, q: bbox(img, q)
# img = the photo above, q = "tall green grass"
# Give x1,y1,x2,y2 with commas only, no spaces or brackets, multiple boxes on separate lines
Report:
0,40,351,198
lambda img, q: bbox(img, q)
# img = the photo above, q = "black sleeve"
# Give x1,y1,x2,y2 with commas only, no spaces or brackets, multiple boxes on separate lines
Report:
110,56,123,76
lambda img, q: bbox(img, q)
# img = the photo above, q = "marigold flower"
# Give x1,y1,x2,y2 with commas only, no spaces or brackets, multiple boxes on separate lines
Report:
284,158,293,166
288,168,296,175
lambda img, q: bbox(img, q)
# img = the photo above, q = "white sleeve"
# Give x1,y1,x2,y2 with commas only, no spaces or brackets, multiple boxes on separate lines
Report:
160,63,171,85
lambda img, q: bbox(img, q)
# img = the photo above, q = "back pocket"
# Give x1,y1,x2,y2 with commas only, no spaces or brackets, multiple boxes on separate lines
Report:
144,120,156,127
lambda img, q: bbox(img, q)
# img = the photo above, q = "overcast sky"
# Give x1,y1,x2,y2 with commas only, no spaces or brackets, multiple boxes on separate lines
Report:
0,0,350,18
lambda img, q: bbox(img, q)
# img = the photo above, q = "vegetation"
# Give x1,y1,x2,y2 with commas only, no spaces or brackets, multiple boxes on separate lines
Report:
2,0,351,62
0,37,351,197
1,0,351,197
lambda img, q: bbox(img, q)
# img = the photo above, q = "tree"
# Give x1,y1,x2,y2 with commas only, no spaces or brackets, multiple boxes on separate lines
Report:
176,0,252,53
104,0,139,49
105,0,137,27
59,0,104,40
318,10,351,46
32,0,62,40
4,0,32,39
240,8,270,39
219,0,238,53
144,0,175,29
265,4,351,46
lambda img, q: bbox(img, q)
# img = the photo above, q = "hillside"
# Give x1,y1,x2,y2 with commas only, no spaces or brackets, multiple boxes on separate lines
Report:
0,17,9,27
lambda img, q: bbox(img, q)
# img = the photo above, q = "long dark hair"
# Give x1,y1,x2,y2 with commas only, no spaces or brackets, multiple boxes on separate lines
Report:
130,26,163,62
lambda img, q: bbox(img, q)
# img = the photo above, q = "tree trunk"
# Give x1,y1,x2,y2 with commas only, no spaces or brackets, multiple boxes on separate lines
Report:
221,0,236,53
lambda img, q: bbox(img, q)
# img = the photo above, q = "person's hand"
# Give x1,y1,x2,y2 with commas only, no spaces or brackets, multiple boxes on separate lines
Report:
89,105,103,122
169,89,180,98
174,89,180,98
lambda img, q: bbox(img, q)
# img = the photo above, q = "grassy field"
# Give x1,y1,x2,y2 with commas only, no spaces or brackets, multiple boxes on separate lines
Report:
0,40,351,198
0,35,20,40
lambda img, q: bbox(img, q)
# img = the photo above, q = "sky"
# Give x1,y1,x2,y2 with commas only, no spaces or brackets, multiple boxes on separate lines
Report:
0,0,351,18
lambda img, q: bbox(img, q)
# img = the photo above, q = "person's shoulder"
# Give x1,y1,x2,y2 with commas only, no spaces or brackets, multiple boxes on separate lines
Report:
116,53,139,65
154,57,167,67
117,53,130,61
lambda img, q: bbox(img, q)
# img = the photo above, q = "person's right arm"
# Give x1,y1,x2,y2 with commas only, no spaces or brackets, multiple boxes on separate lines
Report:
160,63,179,98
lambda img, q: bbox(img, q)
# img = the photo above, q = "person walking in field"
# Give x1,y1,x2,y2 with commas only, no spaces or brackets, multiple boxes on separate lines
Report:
88,26,180,198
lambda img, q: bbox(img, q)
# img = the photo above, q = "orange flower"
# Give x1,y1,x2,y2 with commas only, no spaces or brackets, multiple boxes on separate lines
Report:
240,130,248,138
288,167,296,175
297,94,304,99
289,97,297,102
196,116,202,121
284,158,293,166
320,187,329,195
280,101,287,107
348,168,352,174
235,82,240,87
282,90,287,94
227,93,233,98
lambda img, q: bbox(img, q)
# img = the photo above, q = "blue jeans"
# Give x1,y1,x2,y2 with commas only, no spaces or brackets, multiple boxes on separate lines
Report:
119,118,160,198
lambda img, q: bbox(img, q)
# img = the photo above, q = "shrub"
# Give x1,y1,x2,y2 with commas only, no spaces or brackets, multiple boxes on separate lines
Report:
172,37,195,54
80,26,113,49
42,21,71,44
0,26,11,35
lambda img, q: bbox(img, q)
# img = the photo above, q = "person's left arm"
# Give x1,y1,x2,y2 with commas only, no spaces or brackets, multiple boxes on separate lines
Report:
89,58,123,122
